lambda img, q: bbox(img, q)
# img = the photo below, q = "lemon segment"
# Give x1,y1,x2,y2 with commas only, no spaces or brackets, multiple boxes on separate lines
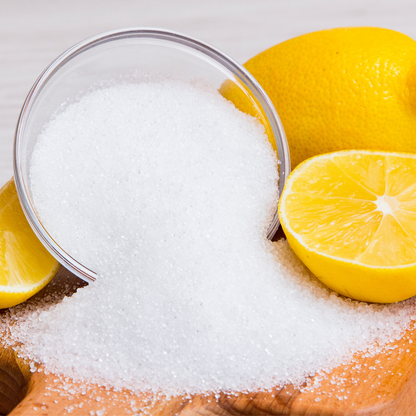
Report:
278,150,416,303
0,179,59,308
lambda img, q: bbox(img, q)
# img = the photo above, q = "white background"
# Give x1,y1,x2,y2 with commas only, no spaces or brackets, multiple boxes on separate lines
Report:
1,0,416,185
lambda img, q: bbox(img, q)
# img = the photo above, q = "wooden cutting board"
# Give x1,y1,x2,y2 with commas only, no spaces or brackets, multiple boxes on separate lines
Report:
1,267,416,416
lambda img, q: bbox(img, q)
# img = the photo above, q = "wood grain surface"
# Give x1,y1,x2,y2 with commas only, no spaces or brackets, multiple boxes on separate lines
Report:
0,265,415,416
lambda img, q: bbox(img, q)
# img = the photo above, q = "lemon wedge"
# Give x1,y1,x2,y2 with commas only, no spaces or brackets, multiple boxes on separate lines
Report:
0,179,59,308
278,150,416,303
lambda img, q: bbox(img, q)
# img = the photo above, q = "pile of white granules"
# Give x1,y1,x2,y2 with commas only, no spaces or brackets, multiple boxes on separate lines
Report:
7,79,416,396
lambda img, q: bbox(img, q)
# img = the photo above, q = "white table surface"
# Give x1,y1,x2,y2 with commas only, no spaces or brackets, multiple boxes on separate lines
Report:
1,0,416,186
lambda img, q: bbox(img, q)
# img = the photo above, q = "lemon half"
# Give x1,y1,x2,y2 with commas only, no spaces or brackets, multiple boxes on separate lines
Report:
0,179,59,308
278,150,416,303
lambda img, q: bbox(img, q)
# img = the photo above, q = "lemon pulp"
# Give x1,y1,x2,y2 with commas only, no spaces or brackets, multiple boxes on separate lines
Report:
0,179,59,308
279,150,416,303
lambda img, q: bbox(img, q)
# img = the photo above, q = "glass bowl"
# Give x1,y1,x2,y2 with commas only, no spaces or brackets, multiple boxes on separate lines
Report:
13,28,290,283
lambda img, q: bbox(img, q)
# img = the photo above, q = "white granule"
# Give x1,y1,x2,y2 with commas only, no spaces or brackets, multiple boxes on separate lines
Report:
9,79,416,396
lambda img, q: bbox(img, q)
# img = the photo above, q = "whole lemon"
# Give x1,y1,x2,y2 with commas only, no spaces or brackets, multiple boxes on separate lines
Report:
243,27,416,168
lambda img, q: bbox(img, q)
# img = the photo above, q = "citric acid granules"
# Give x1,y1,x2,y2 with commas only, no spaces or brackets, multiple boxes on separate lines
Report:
7,80,416,396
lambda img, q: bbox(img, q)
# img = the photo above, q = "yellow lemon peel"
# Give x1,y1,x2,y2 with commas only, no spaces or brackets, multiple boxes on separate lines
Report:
243,27,416,168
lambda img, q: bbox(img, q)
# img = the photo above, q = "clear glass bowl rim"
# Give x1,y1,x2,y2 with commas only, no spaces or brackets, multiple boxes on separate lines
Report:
13,27,291,283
